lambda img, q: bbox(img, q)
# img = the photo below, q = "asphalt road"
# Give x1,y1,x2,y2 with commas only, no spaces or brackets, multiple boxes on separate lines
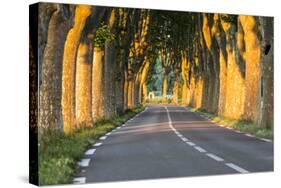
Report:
73,105,273,184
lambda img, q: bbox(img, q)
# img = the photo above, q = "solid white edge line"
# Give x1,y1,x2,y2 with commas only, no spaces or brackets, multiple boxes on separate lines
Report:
73,177,86,184
194,146,206,153
206,153,224,162
85,148,96,155
225,163,249,173
93,142,102,147
78,159,91,167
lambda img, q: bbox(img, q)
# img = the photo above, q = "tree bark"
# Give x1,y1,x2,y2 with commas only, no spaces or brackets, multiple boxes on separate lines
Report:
39,5,72,131
75,38,93,128
62,5,91,134
92,48,105,121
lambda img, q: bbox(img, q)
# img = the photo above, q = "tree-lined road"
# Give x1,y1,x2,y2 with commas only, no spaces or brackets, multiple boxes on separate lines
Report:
74,105,273,183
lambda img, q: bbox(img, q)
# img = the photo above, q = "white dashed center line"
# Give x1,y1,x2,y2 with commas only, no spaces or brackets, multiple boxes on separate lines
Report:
186,141,196,146
206,153,224,162
194,146,206,153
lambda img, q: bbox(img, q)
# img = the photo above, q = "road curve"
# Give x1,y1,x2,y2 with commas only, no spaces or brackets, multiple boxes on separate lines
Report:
73,105,273,184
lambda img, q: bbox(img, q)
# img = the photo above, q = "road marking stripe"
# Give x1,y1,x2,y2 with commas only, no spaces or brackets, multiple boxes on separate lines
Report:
85,148,96,155
181,137,188,142
99,136,107,140
117,127,121,129
93,142,102,147
186,141,196,146
225,163,249,173
194,146,206,153
73,177,86,184
234,130,241,133
78,159,91,167
106,132,111,136
206,153,224,162
260,138,272,142
245,134,254,138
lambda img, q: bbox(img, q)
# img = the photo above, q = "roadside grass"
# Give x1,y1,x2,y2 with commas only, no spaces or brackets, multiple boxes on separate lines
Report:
38,106,144,185
186,106,273,140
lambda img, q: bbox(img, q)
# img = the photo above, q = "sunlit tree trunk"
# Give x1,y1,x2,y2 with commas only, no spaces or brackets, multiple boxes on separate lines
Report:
39,5,72,130
212,14,227,116
173,77,179,104
162,69,168,101
181,50,188,105
92,48,105,121
202,14,220,113
123,70,129,110
239,16,262,122
75,38,93,128
221,17,245,119
139,59,150,103
142,84,148,103
62,5,91,134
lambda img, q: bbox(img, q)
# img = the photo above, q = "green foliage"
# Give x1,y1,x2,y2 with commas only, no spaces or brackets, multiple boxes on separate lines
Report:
190,107,273,139
93,24,115,48
39,106,144,185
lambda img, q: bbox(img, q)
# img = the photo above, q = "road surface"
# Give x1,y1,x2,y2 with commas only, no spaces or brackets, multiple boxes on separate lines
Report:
73,105,273,184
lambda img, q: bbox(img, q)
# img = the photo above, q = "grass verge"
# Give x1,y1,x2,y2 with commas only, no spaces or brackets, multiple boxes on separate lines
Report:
38,106,144,185
186,106,273,140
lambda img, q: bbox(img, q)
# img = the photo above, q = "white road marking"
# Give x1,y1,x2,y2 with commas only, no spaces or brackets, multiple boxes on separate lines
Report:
186,141,196,146
99,136,107,140
225,163,249,173
234,130,241,133
85,148,96,155
117,127,121,129
194,146,206,153
178,134,184,138
181,137,188,142
78,159,91,167
93,142,102,147
245,134,254,138
206,153,224,162
73,177,86,184
260,138,272,142
106,132,111,136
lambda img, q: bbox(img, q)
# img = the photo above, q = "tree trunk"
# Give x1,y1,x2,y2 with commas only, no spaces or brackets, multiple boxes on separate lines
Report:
173,78,179,104
92,48,105,121
75,38,93,128
39,5,72,131
162,72,168,101
221,18,245,119
62,5,91,134
239,16,262,122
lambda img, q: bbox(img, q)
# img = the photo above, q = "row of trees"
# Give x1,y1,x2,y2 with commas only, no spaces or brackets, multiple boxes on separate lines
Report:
30,3,273,136
30,4,157,135
152,12,273,128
